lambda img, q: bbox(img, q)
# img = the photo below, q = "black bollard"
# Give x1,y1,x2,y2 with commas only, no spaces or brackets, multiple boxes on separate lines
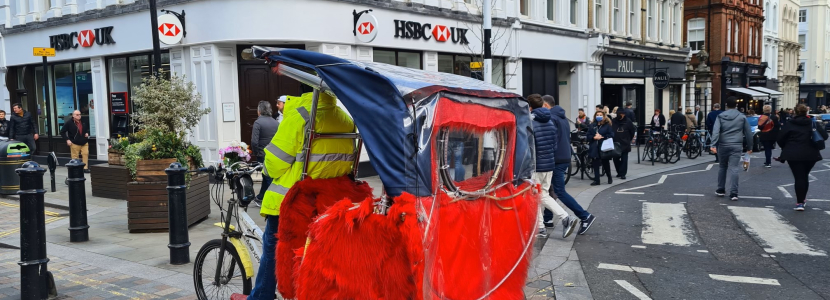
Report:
66,159,89,242
165,162,190,265
16,161,57,300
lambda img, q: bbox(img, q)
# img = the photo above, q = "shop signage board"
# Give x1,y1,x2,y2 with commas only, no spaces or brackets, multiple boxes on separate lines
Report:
110,92,129,115
602,56,645,78
49,26,115,51
354,12,378,43
33,47,56,57
653,71,670,89
393,20,469,44
158,14,184,45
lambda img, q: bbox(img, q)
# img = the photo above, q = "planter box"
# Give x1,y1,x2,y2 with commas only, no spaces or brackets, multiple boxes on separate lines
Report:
90,164,131,200
135,158,178,182
126,174,211,233
108,152,126,166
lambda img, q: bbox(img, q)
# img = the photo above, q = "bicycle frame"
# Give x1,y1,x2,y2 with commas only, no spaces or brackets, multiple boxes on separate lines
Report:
213,176,265,283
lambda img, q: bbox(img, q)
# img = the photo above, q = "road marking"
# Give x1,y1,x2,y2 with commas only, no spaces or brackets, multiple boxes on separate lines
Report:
598,263,654,274
614,280,652,300
616,192,646,195
674,193,704,197
738,196,773,200
811,169,830,173
812,208,822,210
760,254,776,258
708,274,780,286
707,164,716,170
728,206,826,256
639,200,648,202
697,250,709,253
720,203,728,206
615,168,709,194
765,206,775,208
807,199,830,202
642,203,698,246
631,245,647,249
777,186,793,198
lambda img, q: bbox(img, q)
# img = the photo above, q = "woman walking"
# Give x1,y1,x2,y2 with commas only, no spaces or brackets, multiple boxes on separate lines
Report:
613,110,635,180
588,111,615,186
758,105,780,167
777,105,828,211
251,101,280,206
649,109,666,132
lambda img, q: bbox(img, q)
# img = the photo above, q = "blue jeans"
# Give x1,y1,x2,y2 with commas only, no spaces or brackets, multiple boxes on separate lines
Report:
248,215,279,299
552,163,591,220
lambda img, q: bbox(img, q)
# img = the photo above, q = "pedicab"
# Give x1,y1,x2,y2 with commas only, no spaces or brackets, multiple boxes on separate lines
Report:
242,46,540,300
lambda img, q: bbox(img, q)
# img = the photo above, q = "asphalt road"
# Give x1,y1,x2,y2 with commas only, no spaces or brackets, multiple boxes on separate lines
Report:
574,147,830,300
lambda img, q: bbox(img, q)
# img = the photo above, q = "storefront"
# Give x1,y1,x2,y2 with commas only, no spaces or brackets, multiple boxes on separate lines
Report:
720,60,779,112
799,84,830,111
599,55,687,127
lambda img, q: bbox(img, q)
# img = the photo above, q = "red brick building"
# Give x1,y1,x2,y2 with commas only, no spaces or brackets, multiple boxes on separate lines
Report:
685,0,767,110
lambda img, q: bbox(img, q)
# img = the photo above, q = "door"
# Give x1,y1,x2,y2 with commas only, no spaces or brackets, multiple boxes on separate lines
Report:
236,45,304,159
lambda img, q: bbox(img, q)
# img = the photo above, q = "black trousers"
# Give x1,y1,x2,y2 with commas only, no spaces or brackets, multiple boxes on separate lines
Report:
787,160,817,204
593,157,612,182
14,134,36,155
613,151,630,177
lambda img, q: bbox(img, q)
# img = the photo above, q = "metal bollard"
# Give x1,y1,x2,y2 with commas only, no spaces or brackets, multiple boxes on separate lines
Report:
16,161,57,299
66,159,89,242
165,162,190,265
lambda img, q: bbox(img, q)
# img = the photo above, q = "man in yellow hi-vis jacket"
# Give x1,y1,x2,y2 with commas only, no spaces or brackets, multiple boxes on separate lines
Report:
243,91,355,300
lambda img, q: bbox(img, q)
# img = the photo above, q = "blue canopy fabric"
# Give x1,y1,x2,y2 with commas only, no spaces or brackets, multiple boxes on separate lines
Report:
259,48,526,197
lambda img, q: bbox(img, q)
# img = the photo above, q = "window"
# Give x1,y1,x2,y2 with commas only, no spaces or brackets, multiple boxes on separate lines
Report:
521,0,529,16
799,34,806,50
628,0,636,35
773,5,778,31
594,0,604,29
799,10,806,22
660,1,667,41
647,0,655,38
548,0,555,21
687,18,705,51
727,21,731,52
672,3,679,44
571,0,578,24
734,21,739,53
436,54,507,88
373,49,422,69
749,27,753,56
613,0,621,32
764,2,770,28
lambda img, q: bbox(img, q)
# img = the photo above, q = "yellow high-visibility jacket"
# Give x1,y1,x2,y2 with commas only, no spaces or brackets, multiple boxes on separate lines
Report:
261,92,356,216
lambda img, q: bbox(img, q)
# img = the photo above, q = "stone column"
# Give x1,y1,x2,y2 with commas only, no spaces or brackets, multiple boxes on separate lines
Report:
13,0,27,26
61,0,76,15
44,0,61,19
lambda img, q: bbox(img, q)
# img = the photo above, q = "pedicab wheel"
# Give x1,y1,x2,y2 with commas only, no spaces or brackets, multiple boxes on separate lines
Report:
194,239,252,300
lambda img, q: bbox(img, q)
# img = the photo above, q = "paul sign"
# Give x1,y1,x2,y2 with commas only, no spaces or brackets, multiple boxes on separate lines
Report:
49,26,115,51
653,71,670,89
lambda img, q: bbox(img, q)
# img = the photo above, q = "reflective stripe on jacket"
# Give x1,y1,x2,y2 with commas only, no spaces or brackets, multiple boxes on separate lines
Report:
260,92,356,216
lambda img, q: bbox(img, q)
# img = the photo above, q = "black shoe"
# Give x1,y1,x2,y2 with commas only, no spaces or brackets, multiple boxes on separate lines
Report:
83,169,90,174
608,178,613,184
590,181,600,186
615,174,621,178
577,215,596,235
716,189,725,197
620,176,626,180
730,194,739,201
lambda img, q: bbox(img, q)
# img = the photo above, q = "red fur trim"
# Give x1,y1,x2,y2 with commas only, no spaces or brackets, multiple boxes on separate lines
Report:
275,176,373,299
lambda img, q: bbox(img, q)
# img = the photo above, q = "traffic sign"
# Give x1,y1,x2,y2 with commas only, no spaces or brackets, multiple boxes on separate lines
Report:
33,47,56,57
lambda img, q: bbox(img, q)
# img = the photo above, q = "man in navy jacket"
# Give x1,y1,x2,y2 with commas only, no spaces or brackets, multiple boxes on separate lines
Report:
706,103,724,162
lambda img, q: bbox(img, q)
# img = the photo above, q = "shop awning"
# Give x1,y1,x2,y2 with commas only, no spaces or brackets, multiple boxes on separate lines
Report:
727,87,770,99
748,87,784,96
604,78,645,85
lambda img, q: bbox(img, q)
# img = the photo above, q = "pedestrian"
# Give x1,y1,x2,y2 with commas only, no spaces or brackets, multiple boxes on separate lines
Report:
706,103,724,162
694,105,704,128
528,94,578,239
274,95,287,123
588,110,614,186
235,92,357,300
543,95,597,235
710,96,753,201
0,110,8,139
757,105,780,168
60,110,90,173
650,109,666,132
612,110,635,180
609,106,618,119
670,109,687,133
777,104,829,210
684,107,696,131
596,104,604,114
575,108,591,130
8,103,38,154
625,102,637,123
251,101,280,206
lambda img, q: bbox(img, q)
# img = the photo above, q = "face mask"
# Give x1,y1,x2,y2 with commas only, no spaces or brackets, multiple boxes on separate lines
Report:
596,116,603,122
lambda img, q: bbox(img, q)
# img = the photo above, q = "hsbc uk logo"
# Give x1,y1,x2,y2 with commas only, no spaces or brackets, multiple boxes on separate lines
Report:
357,22,374,35
394,20,469,45
49,26,115,51
159,23,181,37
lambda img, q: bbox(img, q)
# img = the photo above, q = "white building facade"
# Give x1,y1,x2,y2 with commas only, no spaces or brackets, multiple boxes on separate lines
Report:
762,0,780,84
798,0,830,108
778,0,801,109
0,0,594,164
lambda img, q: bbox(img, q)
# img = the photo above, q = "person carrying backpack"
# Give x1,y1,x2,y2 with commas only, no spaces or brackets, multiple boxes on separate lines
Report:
757,105,780,168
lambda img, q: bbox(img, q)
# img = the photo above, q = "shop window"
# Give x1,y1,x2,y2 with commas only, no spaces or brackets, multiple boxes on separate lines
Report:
373,49,422,69
74,62,95,137
34,66,54,136
687,18,705,51
53,63,74,132
436,54,507,88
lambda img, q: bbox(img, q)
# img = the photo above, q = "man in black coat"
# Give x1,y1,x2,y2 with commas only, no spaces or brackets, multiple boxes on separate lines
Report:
8,103,38,154
61,110,90,172
670,109,687,133
0,110,9,138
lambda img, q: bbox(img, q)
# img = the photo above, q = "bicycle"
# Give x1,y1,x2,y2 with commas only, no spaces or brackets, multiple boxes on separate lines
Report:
683,128,705,159
192,162,283,300
566,129,603,183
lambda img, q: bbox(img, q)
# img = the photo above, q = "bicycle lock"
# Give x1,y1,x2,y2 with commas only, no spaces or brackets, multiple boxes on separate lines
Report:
16,161,57,299
66,159,90,242
166,162,191,265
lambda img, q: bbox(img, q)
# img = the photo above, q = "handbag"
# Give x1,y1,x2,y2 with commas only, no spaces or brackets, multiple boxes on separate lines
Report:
812,119,826,150
600,141,622,160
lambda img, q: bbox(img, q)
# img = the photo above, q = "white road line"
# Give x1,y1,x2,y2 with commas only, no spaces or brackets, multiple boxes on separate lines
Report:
639,200,649,202
811,169,830,173
615,168,710,194
616,192,646,195
707,164,716,170
777,186,793,198
739,196,773,200
674,193,704,197
708,274,780,286
598,263,654,274
697,250,709,253
807,199,830,202
826,211,830,216
812,208,822,211
641,203,698,246
614,280,653,300
765,206,775,208
631,245,647,249
728,207,827,256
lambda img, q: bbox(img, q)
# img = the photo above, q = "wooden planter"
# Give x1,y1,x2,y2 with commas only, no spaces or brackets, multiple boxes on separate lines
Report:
108,152,126,166
90,164,131,200
126,174,211,233
135,158,178,182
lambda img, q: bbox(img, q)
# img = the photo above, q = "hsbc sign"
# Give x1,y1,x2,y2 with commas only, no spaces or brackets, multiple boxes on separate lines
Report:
49,26,115,51
394,20,469,45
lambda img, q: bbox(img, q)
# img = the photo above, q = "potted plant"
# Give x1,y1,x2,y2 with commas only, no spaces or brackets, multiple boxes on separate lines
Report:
107,135,130,166
219,141,251,170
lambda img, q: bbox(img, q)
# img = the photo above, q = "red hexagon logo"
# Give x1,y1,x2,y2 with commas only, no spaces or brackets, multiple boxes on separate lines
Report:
358,22,374,35
158,23,181,37
432,25,451,42
77,30,95,47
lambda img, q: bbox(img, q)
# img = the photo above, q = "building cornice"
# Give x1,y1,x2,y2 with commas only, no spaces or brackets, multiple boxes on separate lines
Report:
605,39,691,62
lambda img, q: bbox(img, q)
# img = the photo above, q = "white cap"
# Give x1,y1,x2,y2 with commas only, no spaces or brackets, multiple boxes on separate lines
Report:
278,96,288,103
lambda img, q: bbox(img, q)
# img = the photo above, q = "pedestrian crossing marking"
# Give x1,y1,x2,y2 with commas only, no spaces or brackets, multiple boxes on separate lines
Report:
709,274,780,286
728,206,827,256
641,203,698,246
598,263,654,274
614,280,653,300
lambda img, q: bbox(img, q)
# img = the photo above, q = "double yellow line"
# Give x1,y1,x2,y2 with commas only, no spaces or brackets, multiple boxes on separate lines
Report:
0,201,64,239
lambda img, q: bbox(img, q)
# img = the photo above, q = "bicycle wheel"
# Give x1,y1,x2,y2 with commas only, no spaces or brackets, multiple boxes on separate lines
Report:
687,138,701,159
669,142,682,163
569,152,580,177
584,156,596,180
194,239,252,300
